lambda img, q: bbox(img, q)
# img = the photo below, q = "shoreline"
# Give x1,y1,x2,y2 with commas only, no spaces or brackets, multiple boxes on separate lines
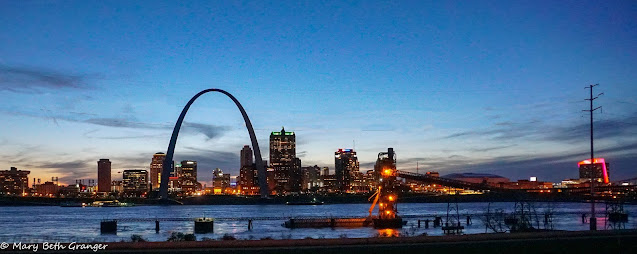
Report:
1,230,636,253
2,193,635,206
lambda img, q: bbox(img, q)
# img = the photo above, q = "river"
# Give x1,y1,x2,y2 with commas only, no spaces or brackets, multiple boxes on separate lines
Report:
0,202,634,242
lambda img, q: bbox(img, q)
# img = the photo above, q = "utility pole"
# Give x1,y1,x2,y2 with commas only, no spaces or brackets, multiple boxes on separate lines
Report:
584,84,602,231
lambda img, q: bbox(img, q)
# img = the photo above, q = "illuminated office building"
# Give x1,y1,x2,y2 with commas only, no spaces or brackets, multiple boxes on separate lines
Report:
180,160,198,194
149,152,166,190
578,158,610,184
122,169,148,195
0,167,30,195
335,149,359,192
270,127,301,193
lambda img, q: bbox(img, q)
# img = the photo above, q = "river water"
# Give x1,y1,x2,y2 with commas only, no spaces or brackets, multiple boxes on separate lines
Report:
0,202,635,242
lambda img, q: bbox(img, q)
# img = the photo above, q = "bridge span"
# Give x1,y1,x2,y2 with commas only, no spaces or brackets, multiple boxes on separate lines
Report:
397,170,637,194
397,170,508,192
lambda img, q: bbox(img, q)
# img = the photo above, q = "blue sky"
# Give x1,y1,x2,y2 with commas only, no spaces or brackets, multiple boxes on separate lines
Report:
1,0,636,186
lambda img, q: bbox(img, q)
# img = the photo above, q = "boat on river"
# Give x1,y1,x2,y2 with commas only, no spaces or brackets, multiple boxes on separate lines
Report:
91,200,134,207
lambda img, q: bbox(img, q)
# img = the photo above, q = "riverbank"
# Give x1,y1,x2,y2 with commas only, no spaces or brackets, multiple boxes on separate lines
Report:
2,230,635,254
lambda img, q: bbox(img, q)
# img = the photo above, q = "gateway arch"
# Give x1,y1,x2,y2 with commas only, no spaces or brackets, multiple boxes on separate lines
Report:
159,89,268,199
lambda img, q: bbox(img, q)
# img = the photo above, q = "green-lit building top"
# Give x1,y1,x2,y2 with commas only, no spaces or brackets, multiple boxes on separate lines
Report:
271,131,294,135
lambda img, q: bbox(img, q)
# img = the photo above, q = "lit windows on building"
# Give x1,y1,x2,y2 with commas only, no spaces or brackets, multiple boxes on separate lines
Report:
180,160,199,194
0,167,30,195
578,158,610,183
150,152,166,190
335,149,359,192
270,127,301,193
122,169,148,196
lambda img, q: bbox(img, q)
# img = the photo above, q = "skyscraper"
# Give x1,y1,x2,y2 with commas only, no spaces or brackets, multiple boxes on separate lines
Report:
240,145,253,168
269,127,301,193
239,145,258,195
150,152,166,190
97,159,111,193
180,160,198,194
335,149,359,192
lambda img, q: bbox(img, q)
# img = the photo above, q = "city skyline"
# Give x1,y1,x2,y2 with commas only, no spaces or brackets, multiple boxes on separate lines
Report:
1,1,636,186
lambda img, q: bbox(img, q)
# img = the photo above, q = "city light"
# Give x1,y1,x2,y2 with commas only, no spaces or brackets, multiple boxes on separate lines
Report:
578,158,609,183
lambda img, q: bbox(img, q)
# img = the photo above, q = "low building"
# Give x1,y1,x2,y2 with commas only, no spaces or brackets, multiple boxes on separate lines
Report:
301,165,322,191
59,185,80,197
35,181,60,196
501,180,553,190
111,180,123,193
0,167,30,195
212,168,231,194
443,173,510,185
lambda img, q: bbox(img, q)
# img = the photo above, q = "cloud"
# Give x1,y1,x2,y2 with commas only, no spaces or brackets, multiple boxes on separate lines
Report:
21,159,95,184
179,146,241,182
86,134,166,140
0,65,88,92
469,144,517,152
82,118,229,140
543,112,637,143
83,118,162,129
182,122,229,140
39,161,90,169
442,111,637,143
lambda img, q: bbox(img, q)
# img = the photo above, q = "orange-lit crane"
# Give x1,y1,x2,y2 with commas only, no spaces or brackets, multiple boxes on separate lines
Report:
369,148,403,228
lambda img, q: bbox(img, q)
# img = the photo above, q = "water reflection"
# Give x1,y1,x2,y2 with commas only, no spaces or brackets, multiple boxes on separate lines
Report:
376,228,400,237
0,202,633,242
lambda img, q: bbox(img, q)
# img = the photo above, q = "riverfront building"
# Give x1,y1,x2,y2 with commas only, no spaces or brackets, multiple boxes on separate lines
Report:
301,165,322,191
443,173,510,185
122,169,148,196
240,145,253,168
335,149,359,192
578,158,610,184
212,168,231,194
180,160,199,194
238,145,260,195
270,127,302,193
0,167,30,195
149,152,166,190
35,181,59,196
97,159,111,193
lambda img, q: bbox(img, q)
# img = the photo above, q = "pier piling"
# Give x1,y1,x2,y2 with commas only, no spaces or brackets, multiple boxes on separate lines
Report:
155,220,160,233
194,218,214,234
434,217,441,227
100,220,117,234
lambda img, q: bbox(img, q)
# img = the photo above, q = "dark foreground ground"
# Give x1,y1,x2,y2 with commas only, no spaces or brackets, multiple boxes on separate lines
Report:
2,230,636,254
